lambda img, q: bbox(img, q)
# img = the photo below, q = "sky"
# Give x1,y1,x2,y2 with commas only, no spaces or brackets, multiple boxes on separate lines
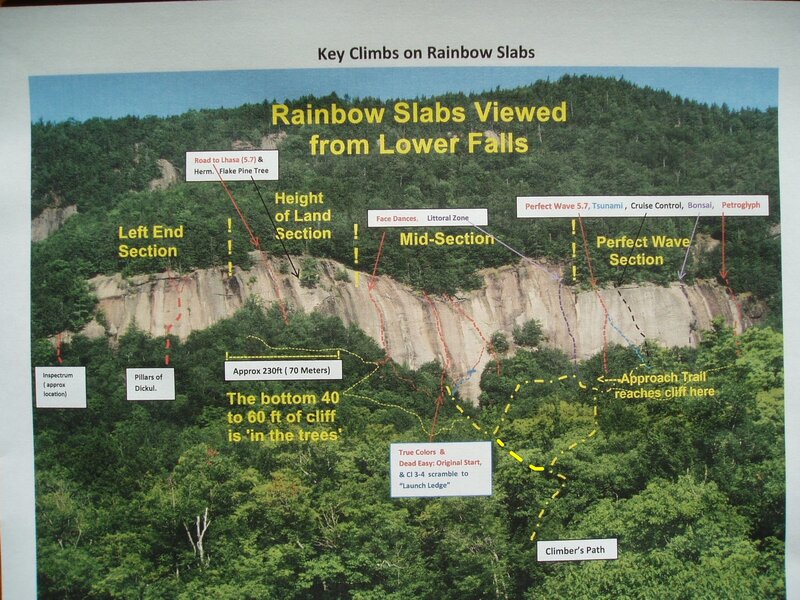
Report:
29,66,778,124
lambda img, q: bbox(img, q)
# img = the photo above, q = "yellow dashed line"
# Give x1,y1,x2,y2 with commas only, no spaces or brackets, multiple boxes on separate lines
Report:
244,336,446,438
448,369,603,543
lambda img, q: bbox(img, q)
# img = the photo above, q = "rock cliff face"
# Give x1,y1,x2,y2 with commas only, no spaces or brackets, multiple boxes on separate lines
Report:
148,159,179,191
83,257,747,400
31,204,78,242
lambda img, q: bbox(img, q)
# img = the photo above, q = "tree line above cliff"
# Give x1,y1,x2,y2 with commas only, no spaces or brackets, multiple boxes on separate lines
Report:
31,74,781,339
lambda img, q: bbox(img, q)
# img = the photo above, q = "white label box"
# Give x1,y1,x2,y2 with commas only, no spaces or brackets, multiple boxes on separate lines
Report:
225,360,343,381
537,538,618,562
368,208,488,227
390,441,492,497
517,195,768,218
126,368,175,401
186,150,279,181
34,366,87,408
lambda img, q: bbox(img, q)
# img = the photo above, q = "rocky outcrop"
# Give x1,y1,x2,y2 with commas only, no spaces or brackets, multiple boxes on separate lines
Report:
260,132,287,149
148,159,179,191
82,256,747,401
32,204,78,242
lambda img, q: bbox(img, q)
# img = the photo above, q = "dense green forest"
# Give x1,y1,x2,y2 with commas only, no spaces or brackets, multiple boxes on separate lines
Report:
31,75,781,341
34,304,784,598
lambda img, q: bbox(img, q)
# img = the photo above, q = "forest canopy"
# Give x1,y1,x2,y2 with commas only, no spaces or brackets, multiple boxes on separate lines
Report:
31,75,781,340
34,305,785,598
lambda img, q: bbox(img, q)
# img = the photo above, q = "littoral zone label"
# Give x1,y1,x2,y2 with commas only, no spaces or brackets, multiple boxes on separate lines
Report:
186,150,279,181
368,208,488,227
390,441,492,497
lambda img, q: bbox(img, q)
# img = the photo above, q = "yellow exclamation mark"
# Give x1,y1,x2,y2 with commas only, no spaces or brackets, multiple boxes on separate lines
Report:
571,219,578,282
227,218,234,276
353,222,360,286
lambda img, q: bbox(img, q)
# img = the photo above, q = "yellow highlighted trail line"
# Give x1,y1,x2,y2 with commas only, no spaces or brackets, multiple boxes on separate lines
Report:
449,371,601,542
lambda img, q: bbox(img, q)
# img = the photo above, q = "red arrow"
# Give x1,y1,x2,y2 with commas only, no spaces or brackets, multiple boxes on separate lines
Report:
719,214,728,279
368,232,387,291
213,165,260,249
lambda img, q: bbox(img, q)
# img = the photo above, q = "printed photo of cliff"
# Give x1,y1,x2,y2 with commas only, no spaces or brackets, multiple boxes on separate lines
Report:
30,67,784,598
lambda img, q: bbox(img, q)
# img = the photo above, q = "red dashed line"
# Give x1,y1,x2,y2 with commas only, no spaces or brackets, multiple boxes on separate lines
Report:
423,291,454,441
721,275,745,355
444,294,501,376
367,281,391,364
163,269,187,366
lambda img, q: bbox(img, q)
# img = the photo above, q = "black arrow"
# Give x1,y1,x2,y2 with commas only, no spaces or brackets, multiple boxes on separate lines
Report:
616,213,648,287
677,215,700,281
250,177,300,278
